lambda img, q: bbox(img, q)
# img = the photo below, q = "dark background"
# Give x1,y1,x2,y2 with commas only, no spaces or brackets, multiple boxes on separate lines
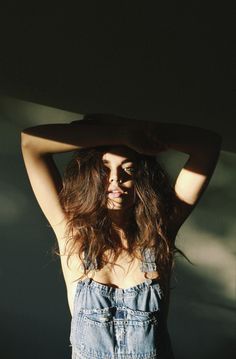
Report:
0,3,235,151
0,3,235,359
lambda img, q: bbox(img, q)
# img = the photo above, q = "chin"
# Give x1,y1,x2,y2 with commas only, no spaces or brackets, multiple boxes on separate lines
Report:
107,203,134,211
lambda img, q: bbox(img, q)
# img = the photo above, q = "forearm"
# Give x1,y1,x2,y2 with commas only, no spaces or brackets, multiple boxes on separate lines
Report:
21,121,126,155
148,122,222,156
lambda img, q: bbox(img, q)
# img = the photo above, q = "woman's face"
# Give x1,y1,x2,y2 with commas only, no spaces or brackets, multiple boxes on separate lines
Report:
102,146,137,211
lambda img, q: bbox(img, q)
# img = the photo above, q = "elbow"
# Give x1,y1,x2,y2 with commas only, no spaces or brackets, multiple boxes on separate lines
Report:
213,133,222,152
21,131,32,148
212,130,222,143
208,131,222,152
193,132,222,159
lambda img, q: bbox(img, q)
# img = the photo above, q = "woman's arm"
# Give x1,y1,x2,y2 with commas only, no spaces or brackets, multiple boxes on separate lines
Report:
129,121,222,232
20,121,127,241
147,121,222,156
21,121,127,154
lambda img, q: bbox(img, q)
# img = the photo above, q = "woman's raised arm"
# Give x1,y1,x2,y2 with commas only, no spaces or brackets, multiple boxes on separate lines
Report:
21,121,127,154
20,121,127,242
144,122,222,232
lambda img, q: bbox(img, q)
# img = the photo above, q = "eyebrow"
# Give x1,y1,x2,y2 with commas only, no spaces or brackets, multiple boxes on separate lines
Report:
102,159,134,165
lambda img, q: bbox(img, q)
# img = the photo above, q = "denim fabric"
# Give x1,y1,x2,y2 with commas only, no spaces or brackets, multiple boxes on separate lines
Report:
69,275,175,358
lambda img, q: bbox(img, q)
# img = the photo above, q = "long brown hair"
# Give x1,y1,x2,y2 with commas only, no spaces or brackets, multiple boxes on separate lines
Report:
55,145,184,288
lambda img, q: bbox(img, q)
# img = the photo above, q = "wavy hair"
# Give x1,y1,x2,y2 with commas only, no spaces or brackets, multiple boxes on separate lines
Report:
55,144,186,290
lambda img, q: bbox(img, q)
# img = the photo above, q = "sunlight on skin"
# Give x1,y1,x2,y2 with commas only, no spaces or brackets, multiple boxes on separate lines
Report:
175,168,208,205
102,148,137,214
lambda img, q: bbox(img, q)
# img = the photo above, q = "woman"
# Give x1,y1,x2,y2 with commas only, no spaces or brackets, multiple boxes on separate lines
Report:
21,113,222,359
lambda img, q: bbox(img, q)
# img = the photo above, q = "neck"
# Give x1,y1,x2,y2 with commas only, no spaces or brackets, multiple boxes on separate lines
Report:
108,208,133,233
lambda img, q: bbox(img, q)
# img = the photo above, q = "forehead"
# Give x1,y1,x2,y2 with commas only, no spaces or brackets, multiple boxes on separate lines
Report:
102,146,137,163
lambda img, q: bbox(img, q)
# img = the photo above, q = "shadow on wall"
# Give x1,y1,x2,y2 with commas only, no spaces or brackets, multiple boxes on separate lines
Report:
0,100,235,359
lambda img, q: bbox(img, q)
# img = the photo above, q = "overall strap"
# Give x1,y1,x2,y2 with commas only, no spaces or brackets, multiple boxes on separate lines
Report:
139,247,158,272
83,246,98,270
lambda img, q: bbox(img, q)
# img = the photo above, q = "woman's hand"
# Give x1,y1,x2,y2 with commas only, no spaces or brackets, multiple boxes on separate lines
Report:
125,121,169,155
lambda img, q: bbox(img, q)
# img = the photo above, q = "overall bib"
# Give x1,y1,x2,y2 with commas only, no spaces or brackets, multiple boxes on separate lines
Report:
69,248,175,359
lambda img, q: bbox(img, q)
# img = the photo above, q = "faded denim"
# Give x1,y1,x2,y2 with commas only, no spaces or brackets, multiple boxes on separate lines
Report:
69,248,175,358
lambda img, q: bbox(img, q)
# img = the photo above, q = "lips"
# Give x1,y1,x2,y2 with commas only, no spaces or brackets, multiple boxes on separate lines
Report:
109,192,122,198
107,190,125,199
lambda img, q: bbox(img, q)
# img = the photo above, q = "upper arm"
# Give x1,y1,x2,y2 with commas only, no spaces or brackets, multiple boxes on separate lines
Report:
21,134,67,238
171,143,221,233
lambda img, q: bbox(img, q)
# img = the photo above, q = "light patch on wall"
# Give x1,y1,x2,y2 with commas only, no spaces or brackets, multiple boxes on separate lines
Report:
0,95,83,127
0,183,29,224
178,224,235,300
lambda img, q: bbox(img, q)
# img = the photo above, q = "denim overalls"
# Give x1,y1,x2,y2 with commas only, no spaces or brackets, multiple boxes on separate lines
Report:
69,247,175,359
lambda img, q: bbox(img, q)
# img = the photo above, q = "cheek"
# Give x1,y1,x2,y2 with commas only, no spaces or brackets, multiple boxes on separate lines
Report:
124,178,135,186
126,181,134,188
123,182,135,194
125,181,136,197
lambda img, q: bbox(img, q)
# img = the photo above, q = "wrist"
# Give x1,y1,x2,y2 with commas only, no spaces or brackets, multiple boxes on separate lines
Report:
147,121,170,153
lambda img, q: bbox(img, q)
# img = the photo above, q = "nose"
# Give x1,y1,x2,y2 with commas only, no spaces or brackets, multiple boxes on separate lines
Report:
110,178,122,184
108,169,123,184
